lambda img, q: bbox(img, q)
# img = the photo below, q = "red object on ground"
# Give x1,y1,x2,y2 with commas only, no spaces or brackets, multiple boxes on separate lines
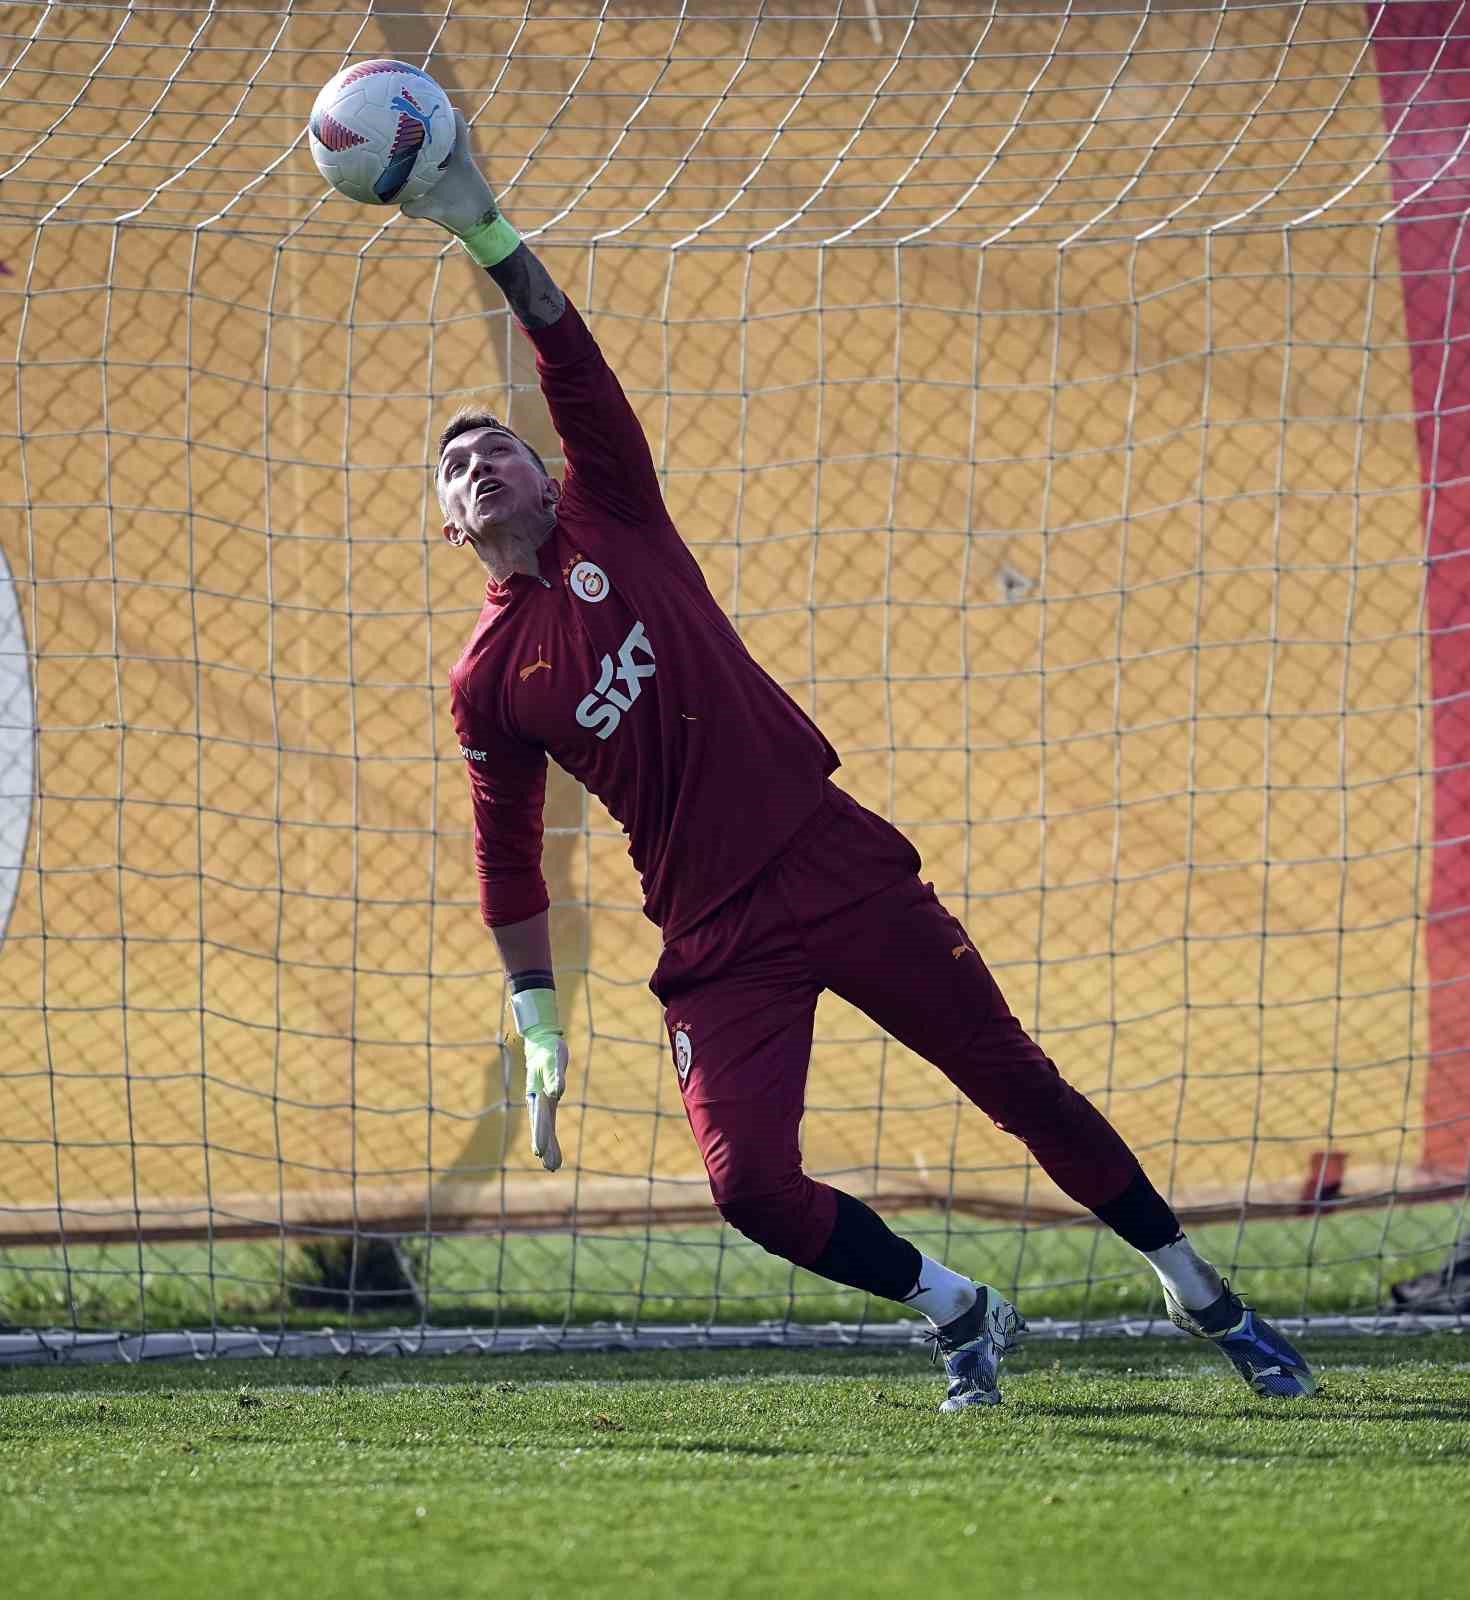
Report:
1297,1150,1349,1215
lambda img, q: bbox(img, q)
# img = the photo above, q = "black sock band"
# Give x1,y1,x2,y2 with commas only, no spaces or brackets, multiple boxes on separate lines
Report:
808,1189,923,1303
1090,1169,1181,1253
509,969,555,994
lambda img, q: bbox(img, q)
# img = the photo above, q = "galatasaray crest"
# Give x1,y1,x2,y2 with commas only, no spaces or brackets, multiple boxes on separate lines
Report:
569,559,610,604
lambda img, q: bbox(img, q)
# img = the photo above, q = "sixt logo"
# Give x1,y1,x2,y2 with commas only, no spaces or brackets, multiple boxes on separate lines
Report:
576,621,656,741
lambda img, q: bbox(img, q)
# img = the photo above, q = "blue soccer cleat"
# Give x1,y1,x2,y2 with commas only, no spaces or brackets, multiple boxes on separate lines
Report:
1165,1281,1317,1399
928,1284,1027,1412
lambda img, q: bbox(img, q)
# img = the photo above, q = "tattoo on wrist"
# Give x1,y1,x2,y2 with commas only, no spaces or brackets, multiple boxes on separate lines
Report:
486,244,567,331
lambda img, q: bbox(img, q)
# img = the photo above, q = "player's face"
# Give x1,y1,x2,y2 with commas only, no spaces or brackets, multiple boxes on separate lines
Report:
439,427,556,547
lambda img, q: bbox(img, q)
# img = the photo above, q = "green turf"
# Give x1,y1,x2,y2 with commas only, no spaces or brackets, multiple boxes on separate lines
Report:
4,1338,1469,1600
4,1202,1467,1334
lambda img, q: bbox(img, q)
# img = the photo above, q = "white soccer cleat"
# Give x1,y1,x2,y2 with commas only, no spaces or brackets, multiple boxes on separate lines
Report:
928,1285,1027,1412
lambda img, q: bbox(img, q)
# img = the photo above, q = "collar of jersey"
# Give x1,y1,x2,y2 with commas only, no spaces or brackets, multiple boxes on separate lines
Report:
484,527,560,599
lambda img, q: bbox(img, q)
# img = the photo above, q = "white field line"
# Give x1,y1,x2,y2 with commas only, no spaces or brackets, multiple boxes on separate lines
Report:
2,1315,1466,1367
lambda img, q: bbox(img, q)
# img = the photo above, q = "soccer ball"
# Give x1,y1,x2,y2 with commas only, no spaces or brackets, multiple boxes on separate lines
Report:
308,60,455,206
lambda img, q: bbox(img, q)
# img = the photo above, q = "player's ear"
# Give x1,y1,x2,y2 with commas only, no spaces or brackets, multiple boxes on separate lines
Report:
543,476,562,509
442,520,466,547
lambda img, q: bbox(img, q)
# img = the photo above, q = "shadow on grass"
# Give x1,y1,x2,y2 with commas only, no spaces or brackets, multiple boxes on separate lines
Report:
648,1438,818,1459
1307,1398,1470,1424
1039,1403,1470,1464
1020,1400,1190,1422
188,1430,821,1463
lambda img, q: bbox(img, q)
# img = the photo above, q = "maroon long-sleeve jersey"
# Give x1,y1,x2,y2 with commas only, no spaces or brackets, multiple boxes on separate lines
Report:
449,301,839,936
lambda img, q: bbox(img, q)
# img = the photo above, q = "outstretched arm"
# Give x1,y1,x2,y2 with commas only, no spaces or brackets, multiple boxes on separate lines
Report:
452,671,566,1173
492,909,567,1174
405,114,666,525
403,110,565,329
485,242,565,334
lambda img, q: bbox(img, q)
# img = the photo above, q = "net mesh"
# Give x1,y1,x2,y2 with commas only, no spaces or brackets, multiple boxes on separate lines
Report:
2,0,1468,1343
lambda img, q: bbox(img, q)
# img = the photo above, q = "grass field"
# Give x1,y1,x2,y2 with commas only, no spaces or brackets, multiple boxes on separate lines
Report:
5,1336,1469,1600
5,1203,1468,1334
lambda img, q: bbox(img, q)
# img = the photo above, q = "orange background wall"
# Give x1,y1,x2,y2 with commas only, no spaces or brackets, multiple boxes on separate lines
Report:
0,1,1443,1240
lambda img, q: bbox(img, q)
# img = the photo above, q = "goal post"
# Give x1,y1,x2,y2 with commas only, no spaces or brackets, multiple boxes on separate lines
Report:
2,0,1468,1349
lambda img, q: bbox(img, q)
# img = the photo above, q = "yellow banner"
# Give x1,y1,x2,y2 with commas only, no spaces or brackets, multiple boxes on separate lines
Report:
0,3,1433,1242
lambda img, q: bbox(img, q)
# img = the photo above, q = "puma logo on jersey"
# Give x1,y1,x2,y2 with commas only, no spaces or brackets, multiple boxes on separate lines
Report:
576,620,656,741
952,941,975,959
518,649,552,682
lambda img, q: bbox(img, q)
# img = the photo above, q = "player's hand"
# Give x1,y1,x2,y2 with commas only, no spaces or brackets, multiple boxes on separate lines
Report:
401,109,499,237
523,1024,568,1173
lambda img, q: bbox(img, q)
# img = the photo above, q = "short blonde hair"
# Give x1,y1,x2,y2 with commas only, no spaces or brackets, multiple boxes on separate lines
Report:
436,408,547,475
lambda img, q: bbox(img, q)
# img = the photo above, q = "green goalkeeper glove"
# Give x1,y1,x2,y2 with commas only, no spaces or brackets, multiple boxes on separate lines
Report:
511,986,566,1173
400,109,522,269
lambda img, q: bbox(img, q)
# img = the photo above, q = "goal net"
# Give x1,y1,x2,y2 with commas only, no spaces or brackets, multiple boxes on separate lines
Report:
3,0,1469,1353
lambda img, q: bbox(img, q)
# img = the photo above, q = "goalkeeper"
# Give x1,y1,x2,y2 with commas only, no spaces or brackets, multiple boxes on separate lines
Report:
410,117,1315,1409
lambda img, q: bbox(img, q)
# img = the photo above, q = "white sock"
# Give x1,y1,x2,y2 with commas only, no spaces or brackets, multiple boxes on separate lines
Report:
1142,1233,1225,1312
901,1254,978,1327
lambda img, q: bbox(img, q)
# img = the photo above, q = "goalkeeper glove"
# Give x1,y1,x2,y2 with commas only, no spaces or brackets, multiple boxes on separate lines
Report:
511,985,567,1173
401,109,522,269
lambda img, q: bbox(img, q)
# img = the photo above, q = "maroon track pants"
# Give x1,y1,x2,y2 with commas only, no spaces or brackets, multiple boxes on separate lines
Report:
649,782,1143,1268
